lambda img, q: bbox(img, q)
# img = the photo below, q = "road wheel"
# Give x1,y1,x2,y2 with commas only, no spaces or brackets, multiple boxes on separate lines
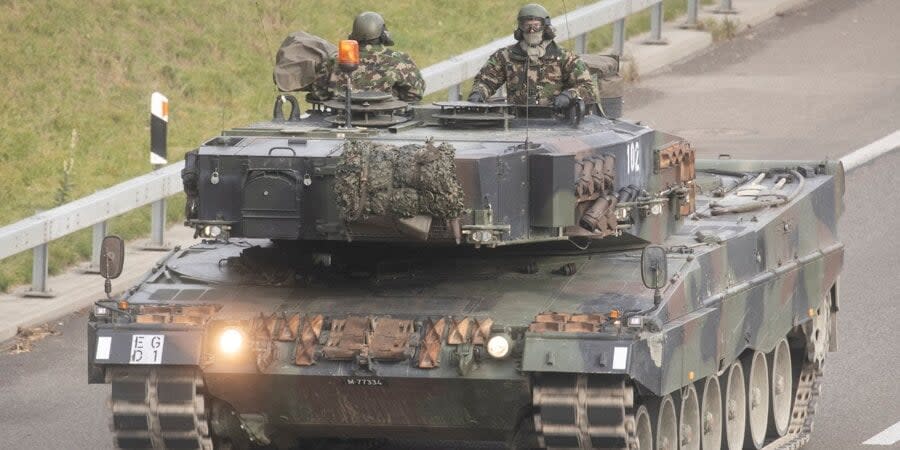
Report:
768,338,793,437
743,351,769,449
678,384,701,450
696,375,722,450
649,394,678,450
721,362,745,450
634,404,653,450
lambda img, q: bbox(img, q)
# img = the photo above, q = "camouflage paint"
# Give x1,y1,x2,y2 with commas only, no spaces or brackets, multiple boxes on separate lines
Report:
309,44,425,102
470,41,596,105
91,106,844,442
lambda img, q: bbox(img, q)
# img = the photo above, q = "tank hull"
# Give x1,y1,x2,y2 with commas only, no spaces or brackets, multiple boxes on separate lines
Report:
89,101,845,448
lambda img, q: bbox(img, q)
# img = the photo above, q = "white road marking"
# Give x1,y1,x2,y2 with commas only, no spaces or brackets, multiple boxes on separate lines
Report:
863,420,900,446
840,130,900,172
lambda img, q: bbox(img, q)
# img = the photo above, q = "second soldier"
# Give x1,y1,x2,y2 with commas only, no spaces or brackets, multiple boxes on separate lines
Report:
311,12,425,103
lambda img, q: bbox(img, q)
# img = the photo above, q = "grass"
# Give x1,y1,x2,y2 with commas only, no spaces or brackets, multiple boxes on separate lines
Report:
702,16,741,42
0,0,710,291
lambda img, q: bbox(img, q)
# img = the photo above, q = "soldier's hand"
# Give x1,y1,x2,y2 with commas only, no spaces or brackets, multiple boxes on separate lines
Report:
553,92,573,111
467,91,485,103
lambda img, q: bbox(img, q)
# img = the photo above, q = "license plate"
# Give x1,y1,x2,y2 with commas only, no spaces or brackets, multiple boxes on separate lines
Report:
345,378,385,387
129,334,165,364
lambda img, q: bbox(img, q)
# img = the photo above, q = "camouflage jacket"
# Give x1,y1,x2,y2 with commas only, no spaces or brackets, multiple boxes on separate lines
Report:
310,44,425,102
471,41,596,106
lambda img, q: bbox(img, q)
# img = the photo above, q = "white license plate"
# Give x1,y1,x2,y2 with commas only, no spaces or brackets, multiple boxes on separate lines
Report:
129,334,165,364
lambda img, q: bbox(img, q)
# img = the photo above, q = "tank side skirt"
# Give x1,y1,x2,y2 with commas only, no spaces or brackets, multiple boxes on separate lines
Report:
627,242,842,396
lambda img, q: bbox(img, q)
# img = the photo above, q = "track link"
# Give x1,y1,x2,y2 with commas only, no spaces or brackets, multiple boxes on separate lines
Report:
531,357,822,450
761,359,823,450
108,366,213,450
533,374,636,449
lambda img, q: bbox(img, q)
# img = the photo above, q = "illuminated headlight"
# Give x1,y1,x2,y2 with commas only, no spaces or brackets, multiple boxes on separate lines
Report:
627,316,643,328
470,230,494,244
93,305,109,316
486,335,511,359
203,225,223,238
218,328,244,355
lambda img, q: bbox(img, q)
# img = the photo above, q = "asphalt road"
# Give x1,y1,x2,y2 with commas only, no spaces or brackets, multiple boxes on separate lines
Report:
2,0,898,448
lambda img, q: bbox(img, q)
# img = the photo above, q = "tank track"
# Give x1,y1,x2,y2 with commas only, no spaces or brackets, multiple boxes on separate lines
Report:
761,360,823,450
107,366,213,450
531,360,823,450
532,374,636,449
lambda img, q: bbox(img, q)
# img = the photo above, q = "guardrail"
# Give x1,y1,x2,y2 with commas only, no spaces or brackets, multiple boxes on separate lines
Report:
0,0,712,295
0,163,185,296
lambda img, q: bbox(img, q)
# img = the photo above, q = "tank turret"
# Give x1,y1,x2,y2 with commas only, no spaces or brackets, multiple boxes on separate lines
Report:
182,94,695,249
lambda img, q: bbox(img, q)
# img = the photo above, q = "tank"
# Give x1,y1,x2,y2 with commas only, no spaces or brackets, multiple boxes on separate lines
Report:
87,85,844,450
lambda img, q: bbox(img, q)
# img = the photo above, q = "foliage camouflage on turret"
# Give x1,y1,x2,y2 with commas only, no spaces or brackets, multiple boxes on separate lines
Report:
335,139,465,222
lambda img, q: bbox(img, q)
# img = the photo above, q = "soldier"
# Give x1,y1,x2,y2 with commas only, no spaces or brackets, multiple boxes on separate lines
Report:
310,12,425,102
468,3,596,109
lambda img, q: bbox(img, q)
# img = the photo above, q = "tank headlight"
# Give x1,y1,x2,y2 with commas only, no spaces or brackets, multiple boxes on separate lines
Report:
93,305,109,317
203,225,223,238
486,335,511,359
218,328,244,355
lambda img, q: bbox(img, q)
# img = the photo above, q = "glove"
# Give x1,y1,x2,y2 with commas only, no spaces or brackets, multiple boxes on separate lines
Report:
468,91,485,103
553,92,573,110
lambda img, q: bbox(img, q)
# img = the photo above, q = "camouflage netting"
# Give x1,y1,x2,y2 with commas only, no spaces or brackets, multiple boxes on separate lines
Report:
335,140,465,222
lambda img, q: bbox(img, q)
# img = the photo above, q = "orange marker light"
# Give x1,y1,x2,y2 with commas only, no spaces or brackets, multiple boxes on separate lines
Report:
118,299,129,310
338,40,360,72
609,309,620,320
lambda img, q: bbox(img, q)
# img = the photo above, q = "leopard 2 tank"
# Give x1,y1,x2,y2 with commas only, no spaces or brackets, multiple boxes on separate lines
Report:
88,89,844,450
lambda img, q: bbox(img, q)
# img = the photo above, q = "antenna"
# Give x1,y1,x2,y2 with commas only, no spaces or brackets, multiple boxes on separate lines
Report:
255,1,279,107
561,0,572,43
524,56,530,147
255,1,276,60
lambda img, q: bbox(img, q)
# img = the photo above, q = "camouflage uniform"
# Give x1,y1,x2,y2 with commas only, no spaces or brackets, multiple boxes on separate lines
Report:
471,41,595,106
310,44,425,102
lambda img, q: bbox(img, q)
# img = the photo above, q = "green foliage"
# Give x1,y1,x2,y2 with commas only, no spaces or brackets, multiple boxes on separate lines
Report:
0,0,696,291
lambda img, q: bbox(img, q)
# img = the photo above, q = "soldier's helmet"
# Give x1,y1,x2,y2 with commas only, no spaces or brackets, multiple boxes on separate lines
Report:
514,3,556,41
349,11,394,46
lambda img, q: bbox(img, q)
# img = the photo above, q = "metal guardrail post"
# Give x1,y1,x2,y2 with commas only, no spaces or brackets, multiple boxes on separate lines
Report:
613,19,626,55
575,34,587,54
644,2,668,44
86,221,108,273
25,243,53,297
715,0,738,14
148,198,167,249
683,0,700,28
448,84,461,102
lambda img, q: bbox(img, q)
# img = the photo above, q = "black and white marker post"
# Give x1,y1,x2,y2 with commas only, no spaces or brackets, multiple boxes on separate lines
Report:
146,92,169,250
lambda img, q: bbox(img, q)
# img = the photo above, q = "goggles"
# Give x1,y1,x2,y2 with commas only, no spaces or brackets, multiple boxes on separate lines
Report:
519,19,544,33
